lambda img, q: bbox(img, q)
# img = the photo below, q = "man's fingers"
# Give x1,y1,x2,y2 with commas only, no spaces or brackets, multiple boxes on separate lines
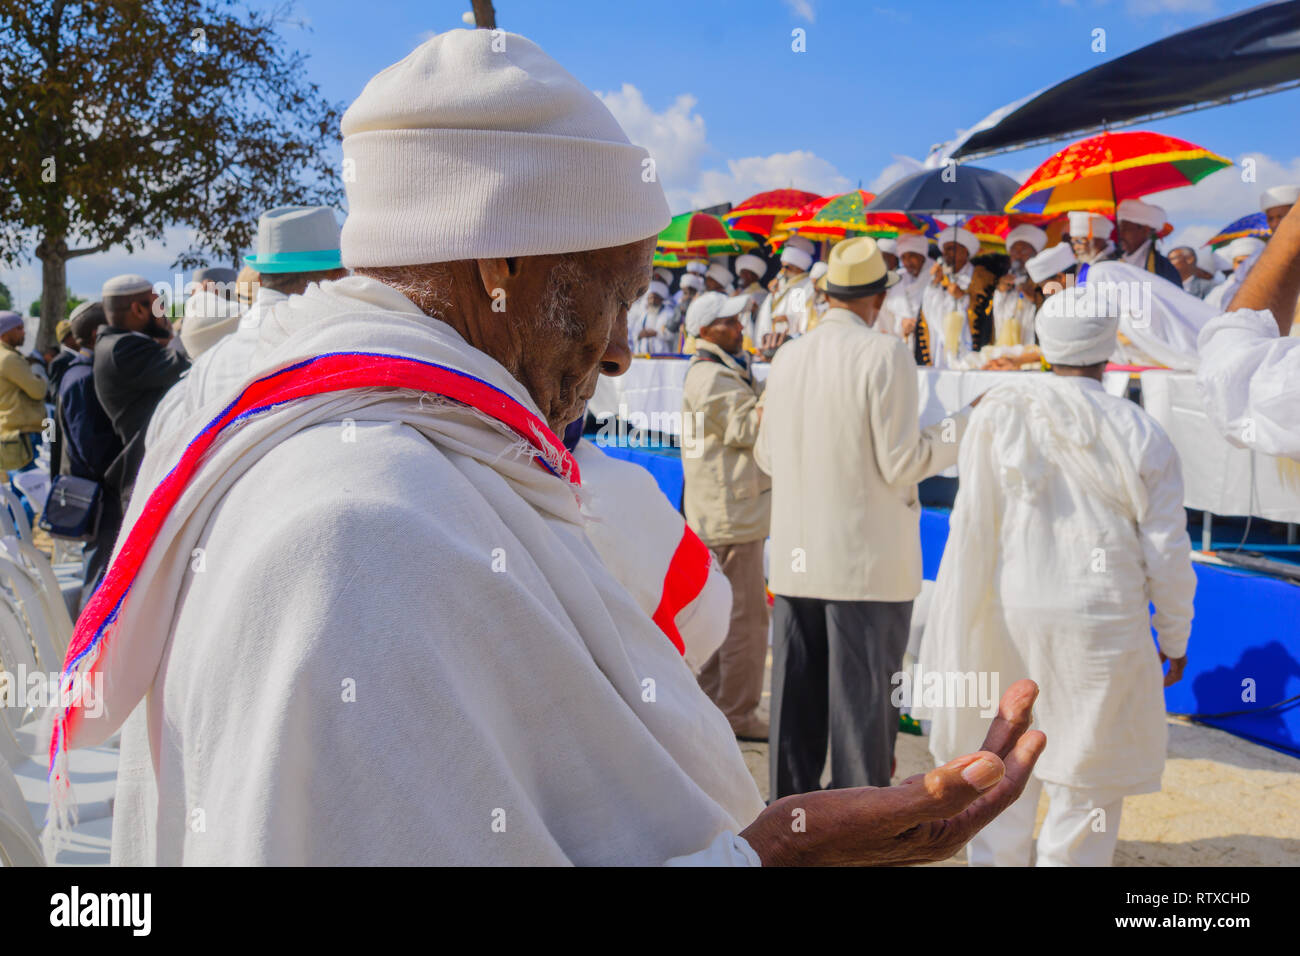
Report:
887,750,1007,829
978,678,1038,759
947,728,1047,845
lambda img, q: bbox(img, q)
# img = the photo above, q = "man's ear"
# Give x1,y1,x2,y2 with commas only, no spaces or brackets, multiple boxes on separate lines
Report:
475,257,521,299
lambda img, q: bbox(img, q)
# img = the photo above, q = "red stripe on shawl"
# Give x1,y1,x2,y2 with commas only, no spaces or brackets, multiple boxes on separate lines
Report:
651,526,713,656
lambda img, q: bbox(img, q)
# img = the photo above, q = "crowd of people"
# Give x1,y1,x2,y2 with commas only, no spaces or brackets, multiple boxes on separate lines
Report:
17,27,1298,867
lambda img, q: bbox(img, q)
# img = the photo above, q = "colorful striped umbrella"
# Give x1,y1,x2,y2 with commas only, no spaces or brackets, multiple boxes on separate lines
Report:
724,189,822,237
1204,212,1271,249
784,190,924,242
657,211,760,256
1006,130,1231,216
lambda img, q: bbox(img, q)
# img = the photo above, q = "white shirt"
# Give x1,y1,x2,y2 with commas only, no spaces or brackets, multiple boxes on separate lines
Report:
920,263,973,368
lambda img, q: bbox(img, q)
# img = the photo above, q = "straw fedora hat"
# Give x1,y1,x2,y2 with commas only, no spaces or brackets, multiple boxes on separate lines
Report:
816,236,899,298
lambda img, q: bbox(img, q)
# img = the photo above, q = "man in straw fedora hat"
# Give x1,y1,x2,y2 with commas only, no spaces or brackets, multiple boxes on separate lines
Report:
757,236,986,800
55,31,1041,867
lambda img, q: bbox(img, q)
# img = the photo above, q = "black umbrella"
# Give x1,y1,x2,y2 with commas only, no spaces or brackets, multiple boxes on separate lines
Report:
864,165,1021,216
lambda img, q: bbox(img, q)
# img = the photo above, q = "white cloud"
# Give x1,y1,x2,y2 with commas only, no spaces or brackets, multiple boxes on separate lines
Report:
784,0,815,23
599,83,851,213
1150,151,1300,249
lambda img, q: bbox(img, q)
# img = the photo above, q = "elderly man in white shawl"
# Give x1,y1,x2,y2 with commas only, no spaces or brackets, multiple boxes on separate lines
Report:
917,285,1196,867
49,30,1045,867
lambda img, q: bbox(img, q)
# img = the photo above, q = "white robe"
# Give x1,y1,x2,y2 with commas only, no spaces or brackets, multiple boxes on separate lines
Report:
990,286,1036,347
627,296,678,354
753,273,814,341
1196,307,1300,458
1080,261,1217,370
1203,247,1263,313
920,263,973,368
880,270,926,346
94,276,764,865
917,375,1195,794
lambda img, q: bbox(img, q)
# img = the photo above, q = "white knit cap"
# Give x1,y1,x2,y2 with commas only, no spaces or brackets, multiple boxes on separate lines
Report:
895,233,929,258
339,30,670,266
679,273,704,291
1005,224,1047,255
1026,242,1077,283
706,262,733,285
735,253,766,278
685,260,708,275
1116,198,1165,230
781,245,813,271
101,274,153,298
1067,210,1113,239
180,291,244,359
1224,236,1266,261
936,227,979,257
1036,286,1118,366
685,291,747,337
1260,185,1300,211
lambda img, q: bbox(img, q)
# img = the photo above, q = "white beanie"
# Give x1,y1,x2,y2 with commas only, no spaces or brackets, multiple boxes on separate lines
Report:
895,233,929,258
679,273,704,291
1036,286,1119,366
1116,198,1165,230
180,291,244,359
685,291,747,338
936,227,979,258
340,29,669,266
1260,185,1300,211
1067,211,1113,240
706,262,733,286
1026,242,1077,283
1005,224,1047,255
735,253,766,279
781,245,813,271
685,260,708,275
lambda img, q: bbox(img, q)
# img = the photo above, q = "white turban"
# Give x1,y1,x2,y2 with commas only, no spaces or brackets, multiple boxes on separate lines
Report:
684,291,746,338
1260,185,1300,211
735,254,766,279
875,238,897,254
1004,224,1047,255
685,260,708,275
809,262,828,281
339,29,670,267
895,233,929,258
1067,211,1113,240
706,263,733,286
936,227,979,258
1026,242,1077,284
1116,198,1165,230
653,267,674,285
679,273,704,291
648,280,669,299
1224,236,1266,262
785,235,815,255
1036,286,1119,367
780,245,813,271
1196,247,1226,275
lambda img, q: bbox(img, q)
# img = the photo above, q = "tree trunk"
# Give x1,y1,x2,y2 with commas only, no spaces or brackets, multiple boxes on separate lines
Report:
38,241,67,352
471,1,496,29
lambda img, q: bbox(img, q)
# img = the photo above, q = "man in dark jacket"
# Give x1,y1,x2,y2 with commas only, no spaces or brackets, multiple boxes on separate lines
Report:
93,274,189,510
1115,199,1182,287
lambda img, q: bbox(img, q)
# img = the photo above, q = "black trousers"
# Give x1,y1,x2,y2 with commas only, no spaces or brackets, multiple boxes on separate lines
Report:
769,595,913,799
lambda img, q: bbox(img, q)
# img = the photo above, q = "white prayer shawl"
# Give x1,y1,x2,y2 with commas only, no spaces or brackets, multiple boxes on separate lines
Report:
628,296,679,354
917,375,1194,794
1196,307,1300,458
96,276,764,865
1081,261,1217,370
991,287,1037,347
920,263,973,368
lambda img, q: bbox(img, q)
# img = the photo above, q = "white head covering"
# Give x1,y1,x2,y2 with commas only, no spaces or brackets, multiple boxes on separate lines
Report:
705,263,733,286
1116,198,1165,231
647,280,669,299
1067,211,1113,240
1260,185,1300,211
653,267,673,285
809,262,828,281
1004,224,1047,255
785,235,815,255
780,245,813,271
339,29,670,267
1036,286,1119,366
180,291,244,359
735,253,766,279
1224,236,1266,262
679,273,704,291
1196,246,1226,275
935,227,979,258
895,233,929,258
685,260,708,275
101,274,153,298
685,292,748,338
875,238,897,255
1026,242,1077,283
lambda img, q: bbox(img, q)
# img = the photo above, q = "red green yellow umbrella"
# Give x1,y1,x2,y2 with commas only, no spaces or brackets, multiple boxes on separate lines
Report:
657,211,760,256
1006,130,1231,216
724,189,822,237
786,190,925,242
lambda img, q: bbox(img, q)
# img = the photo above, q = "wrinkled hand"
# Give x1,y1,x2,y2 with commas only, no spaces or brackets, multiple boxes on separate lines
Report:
1159,651,1186,687
740,679,1046,866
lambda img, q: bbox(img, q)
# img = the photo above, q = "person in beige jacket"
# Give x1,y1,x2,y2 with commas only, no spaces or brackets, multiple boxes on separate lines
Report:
756,237,977,798
682,291,771,741
0,310,50,471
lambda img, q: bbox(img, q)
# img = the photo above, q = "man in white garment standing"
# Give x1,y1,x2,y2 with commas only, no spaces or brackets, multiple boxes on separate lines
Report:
992,225,1046,346
1198,194,1300,459
754,235,816,352
1205,185,1298,312
919,285,1196,867
879,232,929,349
757,237,981,799
627,280,678,353
919,226,981,368
734,253,768,306
57,29,1045,867
146,206,346,448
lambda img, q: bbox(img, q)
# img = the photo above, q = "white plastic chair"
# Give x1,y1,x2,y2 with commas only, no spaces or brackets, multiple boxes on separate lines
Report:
0,596,41,767
0,484,33,541
0,764,44,866
0,553,64,673
1,538,74,662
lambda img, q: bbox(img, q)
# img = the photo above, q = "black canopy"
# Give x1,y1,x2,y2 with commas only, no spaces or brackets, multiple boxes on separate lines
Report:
951,1,1300,159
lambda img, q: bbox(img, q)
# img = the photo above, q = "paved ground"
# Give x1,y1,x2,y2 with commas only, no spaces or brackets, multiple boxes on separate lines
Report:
738,652,1300,866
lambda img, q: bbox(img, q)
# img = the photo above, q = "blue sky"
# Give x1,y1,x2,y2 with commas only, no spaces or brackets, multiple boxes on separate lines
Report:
8,0,1300,312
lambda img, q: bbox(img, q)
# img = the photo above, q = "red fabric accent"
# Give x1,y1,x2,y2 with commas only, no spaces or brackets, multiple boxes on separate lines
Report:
651,526,713,656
